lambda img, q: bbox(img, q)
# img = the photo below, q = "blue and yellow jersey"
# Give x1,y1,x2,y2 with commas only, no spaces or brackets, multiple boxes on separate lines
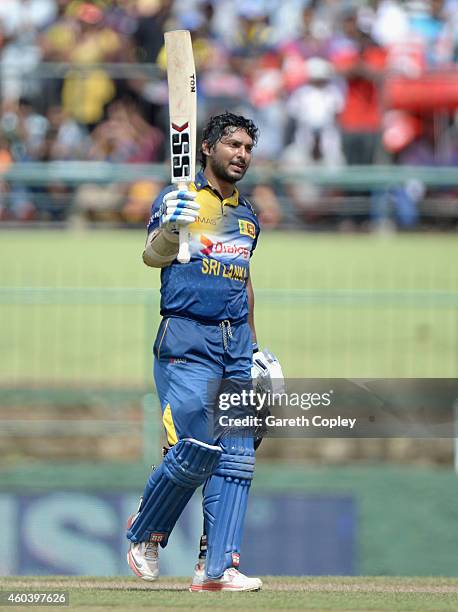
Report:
147,171,260,323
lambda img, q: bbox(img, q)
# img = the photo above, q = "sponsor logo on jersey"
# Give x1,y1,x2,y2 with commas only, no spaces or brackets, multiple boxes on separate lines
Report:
200,235,250,259
200,234,213,256
238,219,256,238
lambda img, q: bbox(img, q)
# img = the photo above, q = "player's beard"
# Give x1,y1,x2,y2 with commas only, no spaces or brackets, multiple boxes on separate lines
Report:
210,156,248,184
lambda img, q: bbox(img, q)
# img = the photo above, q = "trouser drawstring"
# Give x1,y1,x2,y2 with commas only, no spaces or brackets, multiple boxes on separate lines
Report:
220,320,233,351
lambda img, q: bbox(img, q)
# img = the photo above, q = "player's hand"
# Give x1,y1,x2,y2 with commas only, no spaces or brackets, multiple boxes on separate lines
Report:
252,348,285,395
159,190,199,234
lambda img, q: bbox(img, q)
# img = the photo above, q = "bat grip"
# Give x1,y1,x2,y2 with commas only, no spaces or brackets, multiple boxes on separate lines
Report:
177,181,191,264
178,226,190,264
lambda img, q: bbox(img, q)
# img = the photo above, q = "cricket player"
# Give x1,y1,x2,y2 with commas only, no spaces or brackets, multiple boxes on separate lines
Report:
126,112,283,592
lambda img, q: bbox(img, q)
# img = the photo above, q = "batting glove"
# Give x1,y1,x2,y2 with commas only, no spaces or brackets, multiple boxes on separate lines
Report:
252,348,285,395
160,190,199,234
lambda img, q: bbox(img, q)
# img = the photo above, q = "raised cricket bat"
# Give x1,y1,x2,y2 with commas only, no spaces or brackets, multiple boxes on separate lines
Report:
164,30,197,264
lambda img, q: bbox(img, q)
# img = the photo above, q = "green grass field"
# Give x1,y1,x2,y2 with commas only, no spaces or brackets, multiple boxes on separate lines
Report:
1,231,457,384
1,576,458,610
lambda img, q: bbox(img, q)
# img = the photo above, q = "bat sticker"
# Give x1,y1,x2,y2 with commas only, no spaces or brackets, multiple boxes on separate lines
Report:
171,122,192,181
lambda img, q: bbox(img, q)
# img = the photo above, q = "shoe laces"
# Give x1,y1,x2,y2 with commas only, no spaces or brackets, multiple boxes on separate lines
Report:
144,540,158,561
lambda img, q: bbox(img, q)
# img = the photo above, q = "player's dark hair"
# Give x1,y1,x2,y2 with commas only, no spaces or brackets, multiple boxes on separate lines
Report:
199,111,259,168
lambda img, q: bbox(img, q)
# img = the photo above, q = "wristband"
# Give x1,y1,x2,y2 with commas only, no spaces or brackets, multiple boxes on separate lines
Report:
252,342,259,354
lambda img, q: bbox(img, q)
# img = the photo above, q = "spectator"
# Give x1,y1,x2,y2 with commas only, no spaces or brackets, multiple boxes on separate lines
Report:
283,57,344,167
61,3,129,127
228,4,275,80
46,105,90,160
121,178,164,225
0,0,56,101
408,0,457,66
39,2,135,127
279,1,334,92
74,97,164,224
280,56,345,228
369,0,409,47
88,97,163,163
330,6,387,165
133,0,174,63
0,135,14,220
16,98,50,160
0,97,49,219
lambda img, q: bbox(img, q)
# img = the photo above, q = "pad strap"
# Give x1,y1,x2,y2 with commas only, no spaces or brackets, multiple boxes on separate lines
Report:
215,453,255,479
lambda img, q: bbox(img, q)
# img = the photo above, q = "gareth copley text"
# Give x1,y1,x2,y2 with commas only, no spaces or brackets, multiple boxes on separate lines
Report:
219,414,357,430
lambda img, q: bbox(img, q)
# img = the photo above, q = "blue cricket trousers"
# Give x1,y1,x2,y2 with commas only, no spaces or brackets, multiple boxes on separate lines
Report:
153,315,252,446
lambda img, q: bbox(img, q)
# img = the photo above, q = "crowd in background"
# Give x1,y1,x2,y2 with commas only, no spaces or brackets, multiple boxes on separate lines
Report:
0,0,457,229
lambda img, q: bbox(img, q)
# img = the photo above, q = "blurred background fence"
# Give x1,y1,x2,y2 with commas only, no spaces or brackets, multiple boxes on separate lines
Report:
1,160,458,230
2,285,458,390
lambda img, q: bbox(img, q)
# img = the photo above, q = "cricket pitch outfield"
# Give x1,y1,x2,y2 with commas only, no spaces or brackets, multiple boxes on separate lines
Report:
1,231,457,382
1,576,458,611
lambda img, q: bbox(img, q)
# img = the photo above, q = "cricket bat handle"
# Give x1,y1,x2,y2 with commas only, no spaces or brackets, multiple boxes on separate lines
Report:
178,226,190,264
177,181,191,264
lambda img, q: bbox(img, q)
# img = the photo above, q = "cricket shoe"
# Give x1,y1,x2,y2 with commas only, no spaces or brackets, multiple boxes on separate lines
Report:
190,564,262,592
126,514,159,581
